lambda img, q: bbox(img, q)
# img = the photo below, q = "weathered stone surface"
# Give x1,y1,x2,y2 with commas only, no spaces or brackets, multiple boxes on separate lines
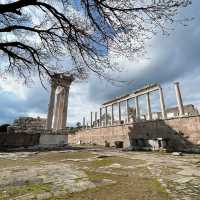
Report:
1,148,200,200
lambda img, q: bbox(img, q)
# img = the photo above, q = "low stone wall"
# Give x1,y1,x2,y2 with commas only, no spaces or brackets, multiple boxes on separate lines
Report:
39,134,68,147
68,115,200,152
0,132,40,148
0,130,68,149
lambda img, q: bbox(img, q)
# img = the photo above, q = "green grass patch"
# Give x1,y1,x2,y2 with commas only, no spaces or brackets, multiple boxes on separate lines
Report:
48,156,171,200
0,183,52,199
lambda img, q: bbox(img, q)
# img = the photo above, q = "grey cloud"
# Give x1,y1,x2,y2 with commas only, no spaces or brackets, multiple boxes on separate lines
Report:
0,82,49,124
87,1,200,104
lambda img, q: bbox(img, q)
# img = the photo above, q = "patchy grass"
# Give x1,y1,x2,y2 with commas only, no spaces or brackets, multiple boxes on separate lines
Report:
0,183,52,199
48,170,170,200
0,150,171,200
48,154,170,200
0,151,95,169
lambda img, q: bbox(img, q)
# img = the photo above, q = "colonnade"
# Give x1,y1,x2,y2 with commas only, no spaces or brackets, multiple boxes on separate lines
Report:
83,82,184,128
46,74,74,130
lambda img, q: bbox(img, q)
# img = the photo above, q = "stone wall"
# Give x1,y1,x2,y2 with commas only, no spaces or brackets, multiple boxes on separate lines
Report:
0,117,70,149
8,117,46,133
39,134,68,147
68,115,200,152
0,132,40,148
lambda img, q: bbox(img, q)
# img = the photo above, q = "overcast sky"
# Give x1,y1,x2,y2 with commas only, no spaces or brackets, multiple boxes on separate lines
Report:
0,1,200,126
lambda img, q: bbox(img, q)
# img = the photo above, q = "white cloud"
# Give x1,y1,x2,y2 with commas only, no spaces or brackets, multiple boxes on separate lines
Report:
0,78,28,100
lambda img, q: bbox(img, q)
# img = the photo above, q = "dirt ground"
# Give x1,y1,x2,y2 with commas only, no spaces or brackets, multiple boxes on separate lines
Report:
0,146,200,200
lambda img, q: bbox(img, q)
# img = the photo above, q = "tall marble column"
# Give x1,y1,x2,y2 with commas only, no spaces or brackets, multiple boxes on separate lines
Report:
146,93,152,120
105,107,108,127
61,87,70,129
95,112,97,127
57,88,64,129
53,92,61,130
46,82,57,129
135,96,140,120
90,112,93,128
111,104,114,125
118,102,121,124
126,99,129,123
99,108,102,127
159,86,167,119
83,117,85,128
174,82,184,116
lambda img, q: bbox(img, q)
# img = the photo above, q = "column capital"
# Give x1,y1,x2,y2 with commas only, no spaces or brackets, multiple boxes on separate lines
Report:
173,81,180,85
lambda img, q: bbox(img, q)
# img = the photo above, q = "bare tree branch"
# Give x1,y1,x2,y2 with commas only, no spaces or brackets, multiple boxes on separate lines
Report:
0,0,192,83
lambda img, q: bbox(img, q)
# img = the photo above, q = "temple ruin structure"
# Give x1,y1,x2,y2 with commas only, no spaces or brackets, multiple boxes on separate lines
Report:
0,73,74,149
69,82,200,152
46,73,74,130
82,82,190,128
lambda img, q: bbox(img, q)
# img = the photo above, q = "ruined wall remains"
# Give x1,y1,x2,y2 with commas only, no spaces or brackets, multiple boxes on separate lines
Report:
68,115,200,152
0,117,70,148
0,132,40,148
8,117,46,133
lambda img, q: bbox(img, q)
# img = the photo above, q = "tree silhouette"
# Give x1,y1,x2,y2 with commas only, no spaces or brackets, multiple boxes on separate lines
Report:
0,0,191,83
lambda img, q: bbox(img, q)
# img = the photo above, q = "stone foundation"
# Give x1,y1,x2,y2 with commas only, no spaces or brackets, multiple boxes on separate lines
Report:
0,132,40,148
0,117,68,149
0,131,68,149
68,115,200,152
39,133,68,148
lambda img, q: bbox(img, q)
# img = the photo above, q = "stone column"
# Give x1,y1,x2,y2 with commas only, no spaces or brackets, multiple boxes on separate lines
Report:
58,88,64,129
174,82,184,116
118,102,121,124
159,86,167,119
146,93,152,120
105,107,108,127
46,82,57,129
83,117,85,128
60,87,70,129
135,96,140,120
126,99,129,123
53,92,61,130
90,112,93,128
111,104,114,125
100,108,102,127
95,112,97,127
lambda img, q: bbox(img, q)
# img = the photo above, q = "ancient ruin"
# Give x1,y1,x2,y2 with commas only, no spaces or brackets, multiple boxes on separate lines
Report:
1,79,200,152
46,73,74,130
82,82,193,128
69,82,200,152
0,73,74,149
